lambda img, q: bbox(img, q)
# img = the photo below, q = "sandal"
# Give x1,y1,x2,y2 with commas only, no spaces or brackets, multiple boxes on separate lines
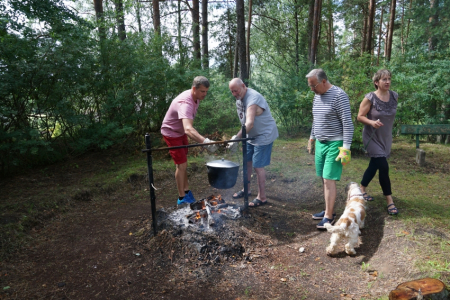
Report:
362,193,374,201
232,190,252,199
312,211,336,220
387,203,398,215
248,198,267,207
316,216,336,229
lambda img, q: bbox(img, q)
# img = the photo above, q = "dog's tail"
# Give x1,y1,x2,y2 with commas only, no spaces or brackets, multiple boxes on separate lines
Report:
324,223,346,234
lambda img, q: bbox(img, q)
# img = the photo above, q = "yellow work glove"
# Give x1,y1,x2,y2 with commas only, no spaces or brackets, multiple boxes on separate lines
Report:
335,147,351,166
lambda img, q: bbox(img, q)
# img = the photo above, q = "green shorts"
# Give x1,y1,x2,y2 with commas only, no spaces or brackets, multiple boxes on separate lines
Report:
315,140,343,181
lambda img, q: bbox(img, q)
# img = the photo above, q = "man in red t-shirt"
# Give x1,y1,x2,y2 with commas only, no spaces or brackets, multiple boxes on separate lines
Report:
161,76,217,206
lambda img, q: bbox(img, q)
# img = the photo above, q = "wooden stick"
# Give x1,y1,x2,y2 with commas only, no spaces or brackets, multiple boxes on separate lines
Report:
141,138,253,152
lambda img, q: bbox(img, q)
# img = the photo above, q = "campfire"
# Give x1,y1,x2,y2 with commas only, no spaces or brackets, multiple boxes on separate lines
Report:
168,194,241,229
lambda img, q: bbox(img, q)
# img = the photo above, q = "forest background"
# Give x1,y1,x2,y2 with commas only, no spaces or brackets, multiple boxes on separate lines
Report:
1,0,450,175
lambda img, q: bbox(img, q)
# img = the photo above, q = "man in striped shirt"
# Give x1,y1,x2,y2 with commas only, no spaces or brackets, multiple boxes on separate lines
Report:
306,69,354,229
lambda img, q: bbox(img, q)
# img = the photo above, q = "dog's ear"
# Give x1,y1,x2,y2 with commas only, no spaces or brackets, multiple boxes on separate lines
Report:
346,182,359,202
344,182,351,195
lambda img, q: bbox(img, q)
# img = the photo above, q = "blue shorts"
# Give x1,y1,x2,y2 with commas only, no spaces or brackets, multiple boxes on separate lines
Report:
246,142,273,168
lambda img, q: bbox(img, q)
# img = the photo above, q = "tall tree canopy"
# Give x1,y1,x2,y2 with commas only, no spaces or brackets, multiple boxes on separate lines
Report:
1,0,450,174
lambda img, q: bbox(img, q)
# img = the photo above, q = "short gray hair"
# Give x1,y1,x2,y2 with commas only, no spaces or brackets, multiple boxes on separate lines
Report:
192,76,210,88
306,69,328,83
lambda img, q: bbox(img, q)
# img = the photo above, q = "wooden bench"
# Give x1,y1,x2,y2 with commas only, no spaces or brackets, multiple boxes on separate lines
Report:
400,124,450,166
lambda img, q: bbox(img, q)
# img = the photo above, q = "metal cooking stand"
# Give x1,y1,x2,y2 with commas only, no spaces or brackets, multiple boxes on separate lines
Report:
143,124,253,235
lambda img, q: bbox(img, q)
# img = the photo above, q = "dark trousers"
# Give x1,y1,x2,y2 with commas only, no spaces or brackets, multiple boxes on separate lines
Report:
361,157,392,196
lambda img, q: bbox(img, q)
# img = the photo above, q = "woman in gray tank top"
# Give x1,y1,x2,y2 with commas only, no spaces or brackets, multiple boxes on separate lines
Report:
356,69,398,215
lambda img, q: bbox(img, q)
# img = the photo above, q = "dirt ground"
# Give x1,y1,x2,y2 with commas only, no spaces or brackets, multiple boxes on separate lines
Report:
0,144,448,300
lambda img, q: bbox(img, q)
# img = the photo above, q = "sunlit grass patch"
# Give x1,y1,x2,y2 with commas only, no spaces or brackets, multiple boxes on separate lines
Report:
410,231,450,280
268,138,316,182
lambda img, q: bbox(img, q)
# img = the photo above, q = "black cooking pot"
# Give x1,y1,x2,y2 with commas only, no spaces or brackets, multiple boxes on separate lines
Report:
206,158,239,189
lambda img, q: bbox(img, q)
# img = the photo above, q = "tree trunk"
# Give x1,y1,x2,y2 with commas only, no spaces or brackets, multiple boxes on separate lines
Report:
192,0,201,67
309,0,322,66
136,0,142,33
233,33,239,78
377,6,384,65
400,0,405,53
114,0,126,40
384,10,389,55
326,7,331,56
246,0,253,79
428,0,439,51
93,0,105,42
152,0,161,37
327,0,334,59
317,0,323,51
236,0,248,82
361,6,367,54
307,0,315,61
295,0,300,73
445,100,450,144
331,2,335,57
178,0,185,66
365,0,375,54
389,278,448,300
227,5,234,78
385,0,396,61
404,0,412,50
372,16,376,56
202,0,209,69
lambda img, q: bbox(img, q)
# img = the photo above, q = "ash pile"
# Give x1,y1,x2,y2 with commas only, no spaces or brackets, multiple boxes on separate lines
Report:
168,194,241,230
138,195,265,266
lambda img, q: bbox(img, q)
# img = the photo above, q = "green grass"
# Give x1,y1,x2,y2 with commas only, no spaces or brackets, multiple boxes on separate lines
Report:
268,136,450,280
361,262,371,272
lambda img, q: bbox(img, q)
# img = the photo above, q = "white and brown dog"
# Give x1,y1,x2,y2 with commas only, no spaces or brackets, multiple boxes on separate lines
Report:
324,182,367,256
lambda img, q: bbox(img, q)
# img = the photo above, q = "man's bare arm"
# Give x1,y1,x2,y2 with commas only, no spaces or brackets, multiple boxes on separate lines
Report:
182,118,205,143
245,104,264,133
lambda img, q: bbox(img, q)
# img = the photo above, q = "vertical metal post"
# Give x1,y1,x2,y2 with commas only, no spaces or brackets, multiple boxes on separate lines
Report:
242,125,248,211
416,134,420,149
145,133,157,235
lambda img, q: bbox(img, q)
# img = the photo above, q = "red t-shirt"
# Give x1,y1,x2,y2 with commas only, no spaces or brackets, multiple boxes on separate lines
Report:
160,90,200,138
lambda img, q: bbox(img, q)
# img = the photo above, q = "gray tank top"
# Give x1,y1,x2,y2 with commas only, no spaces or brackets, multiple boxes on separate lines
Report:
363,91,398,157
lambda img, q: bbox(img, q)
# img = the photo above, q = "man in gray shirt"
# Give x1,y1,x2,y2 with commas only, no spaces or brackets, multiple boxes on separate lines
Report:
228,78,279,207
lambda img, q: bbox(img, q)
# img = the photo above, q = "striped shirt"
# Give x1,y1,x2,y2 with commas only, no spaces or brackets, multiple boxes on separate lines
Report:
310,85,354,149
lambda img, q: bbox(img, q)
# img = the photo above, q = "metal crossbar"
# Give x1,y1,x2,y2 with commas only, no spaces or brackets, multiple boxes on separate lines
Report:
143,126,254,235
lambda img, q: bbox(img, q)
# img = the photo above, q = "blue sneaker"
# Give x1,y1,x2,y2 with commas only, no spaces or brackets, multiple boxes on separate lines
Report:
312,210,336,220
184,190,196,204
316,217,336,229
177,197,189,206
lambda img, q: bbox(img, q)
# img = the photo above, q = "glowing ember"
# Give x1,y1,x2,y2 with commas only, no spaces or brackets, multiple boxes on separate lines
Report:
175,195,241,227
